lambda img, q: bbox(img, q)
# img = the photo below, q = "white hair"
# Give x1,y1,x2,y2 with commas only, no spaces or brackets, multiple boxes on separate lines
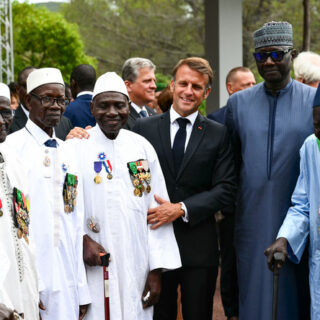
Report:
294,51,320,84
122,57,156,83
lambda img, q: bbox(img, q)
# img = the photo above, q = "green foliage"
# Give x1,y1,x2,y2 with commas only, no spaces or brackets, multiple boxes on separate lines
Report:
12,1,97,80
62,0,204,76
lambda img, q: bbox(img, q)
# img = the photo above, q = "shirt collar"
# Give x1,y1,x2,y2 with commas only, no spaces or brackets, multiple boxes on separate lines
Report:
77,91,93,98
170,106,198,126
264,78,293,96
20,104,29,117
25,119,59,147
131,102,149,115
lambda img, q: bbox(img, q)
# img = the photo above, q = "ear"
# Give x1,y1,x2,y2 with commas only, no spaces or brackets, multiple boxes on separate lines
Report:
291,49,298,60
203,87,211,100
90,101,95,116
226,82,233,95
124,80,132,94
25,94,32,111
170,80,174,93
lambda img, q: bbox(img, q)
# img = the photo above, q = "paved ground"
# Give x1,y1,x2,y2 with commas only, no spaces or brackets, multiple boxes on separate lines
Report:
176,268,227,320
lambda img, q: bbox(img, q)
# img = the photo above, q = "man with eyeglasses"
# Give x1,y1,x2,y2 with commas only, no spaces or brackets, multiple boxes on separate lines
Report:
225,21,316,320
5,68,91,320
9,66,74,140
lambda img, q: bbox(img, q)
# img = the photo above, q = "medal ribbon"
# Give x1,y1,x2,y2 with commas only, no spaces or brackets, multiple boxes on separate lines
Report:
317,138,320,152
128,162,137,175
94,161,102,173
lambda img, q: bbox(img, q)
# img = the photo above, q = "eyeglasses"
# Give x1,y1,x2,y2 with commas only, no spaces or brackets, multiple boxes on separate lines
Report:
253,49,292,63
30,93,70,107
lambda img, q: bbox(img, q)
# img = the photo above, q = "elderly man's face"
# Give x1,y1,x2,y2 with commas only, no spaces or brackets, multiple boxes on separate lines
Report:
0,97,12,143
255,46,294,85
27,83,65,131
91,92,129,139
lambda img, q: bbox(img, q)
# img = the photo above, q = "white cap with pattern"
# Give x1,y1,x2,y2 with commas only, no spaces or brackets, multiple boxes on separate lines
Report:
93,72,129,99
27,67,64,93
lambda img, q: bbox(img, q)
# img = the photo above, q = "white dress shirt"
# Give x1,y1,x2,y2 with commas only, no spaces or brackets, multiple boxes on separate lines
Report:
131,102,150,117
169,107,199,222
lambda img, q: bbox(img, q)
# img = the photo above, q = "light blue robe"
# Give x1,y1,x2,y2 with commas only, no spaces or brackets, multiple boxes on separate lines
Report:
226,79,316,320
278,134,320,319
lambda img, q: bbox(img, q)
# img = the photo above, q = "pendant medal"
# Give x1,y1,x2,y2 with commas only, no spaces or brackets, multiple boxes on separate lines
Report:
94,161,103,184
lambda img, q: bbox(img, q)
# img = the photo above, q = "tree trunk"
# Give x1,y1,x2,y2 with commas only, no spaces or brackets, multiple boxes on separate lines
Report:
303,0,310,51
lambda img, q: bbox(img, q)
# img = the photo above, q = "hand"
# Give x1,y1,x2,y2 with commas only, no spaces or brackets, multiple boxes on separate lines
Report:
0,304,22,320
147,195,184,230
79,304,89,320
39,300,45,320
141,269,162,309
66,126,91,140
264,237,288,272
83,234,107,266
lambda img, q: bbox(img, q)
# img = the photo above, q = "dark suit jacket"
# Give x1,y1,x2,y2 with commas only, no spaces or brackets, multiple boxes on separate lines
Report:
133,111,237,267
207,105,227,124
122,104,156,130
9,105,74,141
64,94,96,128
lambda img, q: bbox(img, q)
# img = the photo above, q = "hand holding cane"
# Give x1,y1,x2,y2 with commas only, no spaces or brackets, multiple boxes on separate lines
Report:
272,252,285,320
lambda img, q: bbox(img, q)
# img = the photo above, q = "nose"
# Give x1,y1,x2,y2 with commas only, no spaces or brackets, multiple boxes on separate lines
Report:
264,56,275,65
185,83,193,95
107,105,118,116
150,80,156,90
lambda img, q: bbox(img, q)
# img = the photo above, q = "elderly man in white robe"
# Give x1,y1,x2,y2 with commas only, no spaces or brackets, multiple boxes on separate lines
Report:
0,83,39,320
4,68,91,320
67,72,181,320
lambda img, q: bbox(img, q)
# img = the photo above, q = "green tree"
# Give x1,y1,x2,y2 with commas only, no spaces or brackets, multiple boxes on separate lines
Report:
12,1,96,80
62,0,204,76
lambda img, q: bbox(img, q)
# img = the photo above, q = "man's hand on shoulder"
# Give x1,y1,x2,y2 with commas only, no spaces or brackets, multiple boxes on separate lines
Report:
66,126,91,140
83,234,107,266
147,195,185,230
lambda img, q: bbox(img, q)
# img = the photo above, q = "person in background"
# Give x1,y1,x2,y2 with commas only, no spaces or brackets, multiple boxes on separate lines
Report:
64,64,96,128
8,82,19,111
294,51,320,88
122,57,157,130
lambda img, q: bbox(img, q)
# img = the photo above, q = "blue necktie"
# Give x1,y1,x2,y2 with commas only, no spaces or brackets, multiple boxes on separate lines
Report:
172,118,189,174
44,139,57,148
139,110,148,118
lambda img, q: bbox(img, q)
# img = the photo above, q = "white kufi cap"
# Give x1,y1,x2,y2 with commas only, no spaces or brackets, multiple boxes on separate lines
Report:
0,83,10,101
93,72,129,99
27,67,64,93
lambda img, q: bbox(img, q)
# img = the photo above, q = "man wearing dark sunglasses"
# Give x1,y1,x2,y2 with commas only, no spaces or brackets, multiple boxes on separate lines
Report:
225,21,316,320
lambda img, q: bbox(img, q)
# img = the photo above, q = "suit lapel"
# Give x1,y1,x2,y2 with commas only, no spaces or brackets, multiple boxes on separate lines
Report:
159,112,175,177
129,104,139,120
176,114,206,180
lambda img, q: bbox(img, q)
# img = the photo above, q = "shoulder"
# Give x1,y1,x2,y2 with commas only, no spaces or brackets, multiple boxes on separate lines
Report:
292,80,317,97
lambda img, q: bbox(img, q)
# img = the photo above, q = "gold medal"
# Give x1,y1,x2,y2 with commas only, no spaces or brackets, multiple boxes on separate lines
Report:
17,229,23,239
64,204,69,213
107,173,113,180
23,235,29,244
43,156,51,167
94,175,102,184
0,210,3,217
73,199,77,206
140,185,145,193
146,185,151,193
134,188,141,197
133,178,140,186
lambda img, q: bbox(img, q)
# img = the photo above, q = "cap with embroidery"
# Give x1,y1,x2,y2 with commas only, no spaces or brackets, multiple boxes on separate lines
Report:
253,21,293,49
0,83,10,101
27,68,64,94
93,72,129,100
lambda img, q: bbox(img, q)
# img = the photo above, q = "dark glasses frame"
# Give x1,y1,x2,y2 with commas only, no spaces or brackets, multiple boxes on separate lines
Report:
253,48,292,63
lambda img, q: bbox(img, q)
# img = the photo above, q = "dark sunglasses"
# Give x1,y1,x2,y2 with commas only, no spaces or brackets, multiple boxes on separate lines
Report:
253,49,292,63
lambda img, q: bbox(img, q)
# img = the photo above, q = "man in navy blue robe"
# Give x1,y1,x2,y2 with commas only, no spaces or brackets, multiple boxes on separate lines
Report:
225,21,316,320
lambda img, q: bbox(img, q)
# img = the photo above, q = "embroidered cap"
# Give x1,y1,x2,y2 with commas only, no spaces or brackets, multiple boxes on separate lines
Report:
253,21,293,49
93,72,129,100
27,68,64,93
0,83,10,101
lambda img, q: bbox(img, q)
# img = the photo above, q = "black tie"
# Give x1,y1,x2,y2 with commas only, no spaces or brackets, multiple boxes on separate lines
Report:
172,118,189,174
44,139,57,148
139,110,148,118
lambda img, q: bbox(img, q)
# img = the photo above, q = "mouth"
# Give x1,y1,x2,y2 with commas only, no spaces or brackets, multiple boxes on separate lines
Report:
180,97,194,104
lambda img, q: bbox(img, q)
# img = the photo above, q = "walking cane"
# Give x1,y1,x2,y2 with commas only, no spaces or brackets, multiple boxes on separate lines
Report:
100,252,111,320
272,252,284,320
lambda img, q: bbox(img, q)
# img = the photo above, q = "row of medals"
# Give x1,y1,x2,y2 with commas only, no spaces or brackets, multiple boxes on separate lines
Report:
132,172,151,197
64,185,78,213
94,172,112,184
